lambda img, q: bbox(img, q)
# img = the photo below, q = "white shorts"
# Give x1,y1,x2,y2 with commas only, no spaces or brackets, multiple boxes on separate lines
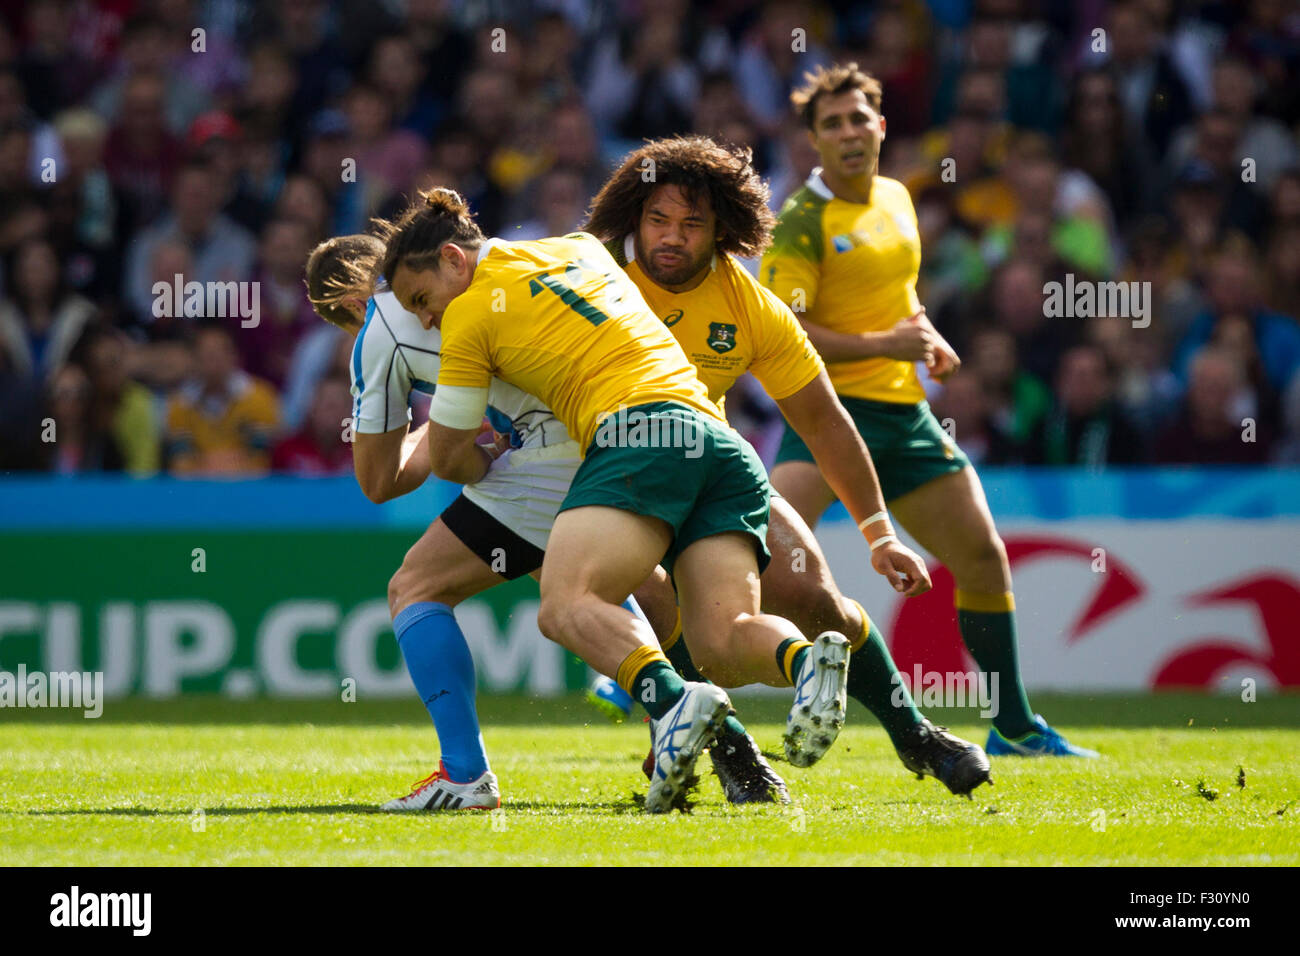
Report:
461,440,582,551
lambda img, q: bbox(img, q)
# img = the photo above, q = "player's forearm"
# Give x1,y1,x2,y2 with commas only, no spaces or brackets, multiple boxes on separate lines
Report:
799,320,896,362
427,423,492,485
801,408,891,533
390,423,432,497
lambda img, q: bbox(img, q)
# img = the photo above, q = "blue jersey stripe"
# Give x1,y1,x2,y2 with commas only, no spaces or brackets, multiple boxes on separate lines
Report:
351,297,378,394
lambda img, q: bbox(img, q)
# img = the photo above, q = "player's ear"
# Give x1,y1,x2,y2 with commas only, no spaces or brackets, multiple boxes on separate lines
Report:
879,113,887,141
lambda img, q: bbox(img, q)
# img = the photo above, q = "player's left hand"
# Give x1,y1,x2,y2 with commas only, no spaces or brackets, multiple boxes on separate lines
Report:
870,541,933,596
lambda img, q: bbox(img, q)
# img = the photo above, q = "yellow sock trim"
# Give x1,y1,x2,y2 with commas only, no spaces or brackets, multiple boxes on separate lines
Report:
616,645,667,696
781,639,814,684
846,599,871,652
659,608,683,652
955,589,1016,613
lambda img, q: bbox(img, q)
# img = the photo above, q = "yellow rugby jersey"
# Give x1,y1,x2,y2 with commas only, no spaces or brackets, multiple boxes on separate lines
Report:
435,233,724,450
608,236,824,409
760,170,924,405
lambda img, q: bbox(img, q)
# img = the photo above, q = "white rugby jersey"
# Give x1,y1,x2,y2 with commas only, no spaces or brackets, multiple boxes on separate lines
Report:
348,289,571,448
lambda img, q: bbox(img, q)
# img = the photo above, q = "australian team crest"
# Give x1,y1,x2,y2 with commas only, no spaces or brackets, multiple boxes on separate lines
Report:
707,323,737,353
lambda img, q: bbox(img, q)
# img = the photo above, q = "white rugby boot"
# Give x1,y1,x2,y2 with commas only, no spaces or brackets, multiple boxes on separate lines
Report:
783,631,851,768
380,761,500,812
644,682,732,813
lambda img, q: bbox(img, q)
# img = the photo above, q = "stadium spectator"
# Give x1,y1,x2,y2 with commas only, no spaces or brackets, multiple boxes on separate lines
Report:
237,217,317,389
0,333,45,470
965,326,1050,450
279,319,351,434
1084,315,1181,435
733,0,831,135
1165,109,1266,238
507,167,589,241
0,68,64,184
102,72,183,231
0,237,96,382
15,0,99,119
586,10,701,143
1025,344,1146,467
163,321,280,476
1165,57,1298,193
1061,67,1156,228
986,257,1077,384
238,43,299,151
367,32,441,138
187,111,274,238
932,13,1063,133
90,15,209,137
1156,345,1273,464
270,372,354,476
77,325,160,476
124,159,257,325
43,362,126,474
51,108,119,253
930,367,1020,466
980,132,1115,277
274,173,331,245
298,109,369,237
1173,239,1300,402
342,83,427,209
1089,0,1194,155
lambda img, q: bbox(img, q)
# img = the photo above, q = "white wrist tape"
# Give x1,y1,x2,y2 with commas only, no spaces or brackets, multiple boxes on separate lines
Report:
869,534,900,552
857,511,889,532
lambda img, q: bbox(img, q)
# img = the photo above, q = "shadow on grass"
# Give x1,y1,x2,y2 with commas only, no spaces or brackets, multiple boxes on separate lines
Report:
18,799,647,816
1,692,1297,728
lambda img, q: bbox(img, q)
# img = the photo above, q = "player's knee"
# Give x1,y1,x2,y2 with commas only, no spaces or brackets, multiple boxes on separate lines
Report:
537,593,575,642
389,556,460,617
960,532,1009,587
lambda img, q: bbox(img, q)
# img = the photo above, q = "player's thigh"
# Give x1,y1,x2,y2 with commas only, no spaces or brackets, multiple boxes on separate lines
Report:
887,466,1008,584
770,461,837,530
673,531,763,651
760,495,852,634
540,505,673,606
389,517,505,614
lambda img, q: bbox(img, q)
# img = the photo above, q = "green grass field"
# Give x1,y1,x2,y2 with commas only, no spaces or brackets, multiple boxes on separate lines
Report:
2,693,1297,866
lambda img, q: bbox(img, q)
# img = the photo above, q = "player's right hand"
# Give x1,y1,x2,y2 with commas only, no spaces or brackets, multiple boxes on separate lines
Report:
870,541,933,597
884,312,936,364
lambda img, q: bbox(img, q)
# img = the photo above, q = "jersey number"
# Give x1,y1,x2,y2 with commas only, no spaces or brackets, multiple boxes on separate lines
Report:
528,258,633,327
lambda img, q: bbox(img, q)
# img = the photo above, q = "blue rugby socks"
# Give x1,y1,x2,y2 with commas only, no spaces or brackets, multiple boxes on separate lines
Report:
392,602,489,781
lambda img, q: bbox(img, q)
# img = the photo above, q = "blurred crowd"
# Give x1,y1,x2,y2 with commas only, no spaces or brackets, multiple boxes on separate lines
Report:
0,0,1298,478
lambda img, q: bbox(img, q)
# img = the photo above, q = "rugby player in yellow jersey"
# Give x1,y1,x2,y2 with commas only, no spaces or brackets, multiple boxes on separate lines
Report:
371,188,861,812
762,63,1096,758
584,134,991,794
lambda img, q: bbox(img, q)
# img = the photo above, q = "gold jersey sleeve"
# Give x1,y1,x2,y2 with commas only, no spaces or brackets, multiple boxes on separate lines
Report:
761,175,925,405
622,250,822,407
436,233,723,450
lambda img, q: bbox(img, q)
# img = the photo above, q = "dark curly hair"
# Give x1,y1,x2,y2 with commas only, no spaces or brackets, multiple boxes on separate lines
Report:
584,135,774,259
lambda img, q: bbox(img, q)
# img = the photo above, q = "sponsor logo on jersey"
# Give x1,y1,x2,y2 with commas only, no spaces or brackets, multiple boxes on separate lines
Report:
663,309,684,328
